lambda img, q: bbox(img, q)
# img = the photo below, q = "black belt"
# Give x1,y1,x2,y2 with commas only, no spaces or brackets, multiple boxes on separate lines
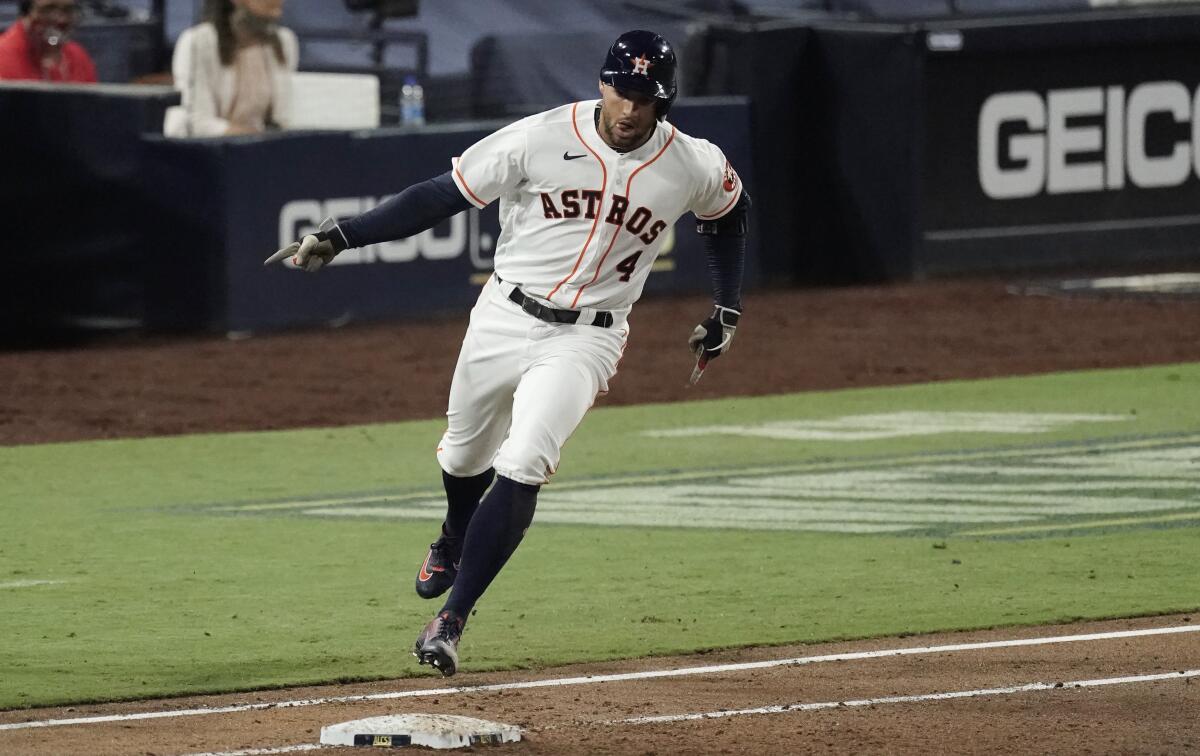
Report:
503,281,614,328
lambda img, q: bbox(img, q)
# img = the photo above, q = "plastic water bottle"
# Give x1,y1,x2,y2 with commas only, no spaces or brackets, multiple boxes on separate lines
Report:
400,75,425,126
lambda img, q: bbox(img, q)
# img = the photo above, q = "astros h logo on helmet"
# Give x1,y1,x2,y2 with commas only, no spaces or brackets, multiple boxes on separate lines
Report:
631,54,652,76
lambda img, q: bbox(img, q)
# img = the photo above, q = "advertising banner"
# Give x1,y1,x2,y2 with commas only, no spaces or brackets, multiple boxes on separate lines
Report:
918,12,1200,272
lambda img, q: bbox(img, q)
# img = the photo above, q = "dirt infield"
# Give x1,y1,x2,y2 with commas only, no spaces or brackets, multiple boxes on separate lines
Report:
3,275,1200,754
1,615,1197,755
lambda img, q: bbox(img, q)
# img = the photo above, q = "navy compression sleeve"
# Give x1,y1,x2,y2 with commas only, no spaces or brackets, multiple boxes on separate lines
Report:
338,171,473,249
697,190,750,311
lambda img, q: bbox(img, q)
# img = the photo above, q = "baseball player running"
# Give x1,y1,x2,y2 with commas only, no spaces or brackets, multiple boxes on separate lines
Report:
267,30,748,677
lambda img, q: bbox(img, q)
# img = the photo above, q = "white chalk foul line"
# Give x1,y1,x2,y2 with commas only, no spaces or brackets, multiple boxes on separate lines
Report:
179,668,1200,756
184,745,326,756
617,668,1200,724
1,624,1197,732
0,580,65,590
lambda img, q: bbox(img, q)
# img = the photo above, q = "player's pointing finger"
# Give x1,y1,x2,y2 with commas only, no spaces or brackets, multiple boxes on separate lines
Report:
264,242,300,267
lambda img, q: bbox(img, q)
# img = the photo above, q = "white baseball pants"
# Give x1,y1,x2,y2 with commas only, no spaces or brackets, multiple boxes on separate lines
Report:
436,276,628,485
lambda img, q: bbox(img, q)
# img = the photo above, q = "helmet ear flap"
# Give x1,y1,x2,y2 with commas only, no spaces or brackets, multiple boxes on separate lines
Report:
655,95,673,121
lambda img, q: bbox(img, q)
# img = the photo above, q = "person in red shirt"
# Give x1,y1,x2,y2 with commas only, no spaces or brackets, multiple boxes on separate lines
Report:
0,0,97,83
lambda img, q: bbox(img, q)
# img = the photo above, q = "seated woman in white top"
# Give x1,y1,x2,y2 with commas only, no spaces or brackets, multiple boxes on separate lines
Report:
165,0,298,137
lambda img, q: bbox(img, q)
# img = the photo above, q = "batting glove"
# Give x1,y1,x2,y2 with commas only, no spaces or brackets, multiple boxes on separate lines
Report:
263,217,349,272
688,305,740,362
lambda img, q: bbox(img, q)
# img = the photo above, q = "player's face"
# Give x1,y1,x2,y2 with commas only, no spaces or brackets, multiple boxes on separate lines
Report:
597,82,658,152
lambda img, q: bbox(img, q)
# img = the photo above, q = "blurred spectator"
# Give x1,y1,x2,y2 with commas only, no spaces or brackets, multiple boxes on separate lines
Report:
164,0,297,137
0,0,97,82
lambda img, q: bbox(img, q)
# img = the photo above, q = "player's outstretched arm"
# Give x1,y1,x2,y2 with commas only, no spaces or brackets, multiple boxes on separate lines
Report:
264,172,473,272
339,172,473,248
688,190,751,384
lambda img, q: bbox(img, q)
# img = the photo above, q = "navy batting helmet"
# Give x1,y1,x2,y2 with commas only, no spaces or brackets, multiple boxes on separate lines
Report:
600,30,677,120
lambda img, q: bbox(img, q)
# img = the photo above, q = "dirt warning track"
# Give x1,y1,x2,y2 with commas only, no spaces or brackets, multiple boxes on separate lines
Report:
5,276,1200,446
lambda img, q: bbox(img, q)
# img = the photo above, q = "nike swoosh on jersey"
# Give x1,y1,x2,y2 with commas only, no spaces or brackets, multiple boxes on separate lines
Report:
563,152,587,160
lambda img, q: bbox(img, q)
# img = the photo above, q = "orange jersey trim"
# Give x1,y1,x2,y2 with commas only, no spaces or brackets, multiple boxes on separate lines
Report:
626,125,677,192
452,159,487,208
568,125,677,308
546,102,608,303
695,181,742,220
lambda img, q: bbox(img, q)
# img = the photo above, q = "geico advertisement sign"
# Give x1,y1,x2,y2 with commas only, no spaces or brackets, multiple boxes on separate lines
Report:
979,81,1200,199
279,197,487,266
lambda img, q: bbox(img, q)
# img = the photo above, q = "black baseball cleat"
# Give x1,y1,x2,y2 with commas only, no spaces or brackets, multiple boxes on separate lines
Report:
413,609,465,677
415,533,461,599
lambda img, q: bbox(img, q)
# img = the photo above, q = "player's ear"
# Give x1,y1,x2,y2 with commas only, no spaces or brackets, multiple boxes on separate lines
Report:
598,80,605,97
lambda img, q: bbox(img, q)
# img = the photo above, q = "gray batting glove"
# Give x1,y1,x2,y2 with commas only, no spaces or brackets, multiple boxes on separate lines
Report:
263,217,349,272
688,305,740,361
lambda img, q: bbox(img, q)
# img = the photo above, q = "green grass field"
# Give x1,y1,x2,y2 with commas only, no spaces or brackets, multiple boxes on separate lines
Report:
2,363,1198,709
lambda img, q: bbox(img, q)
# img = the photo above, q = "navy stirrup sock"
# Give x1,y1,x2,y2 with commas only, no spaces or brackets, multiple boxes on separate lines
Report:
442,475,539,618
441,468,495,540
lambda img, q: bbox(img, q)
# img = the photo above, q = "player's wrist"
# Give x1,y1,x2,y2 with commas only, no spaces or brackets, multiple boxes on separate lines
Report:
712,304,740,326
315,217,350,253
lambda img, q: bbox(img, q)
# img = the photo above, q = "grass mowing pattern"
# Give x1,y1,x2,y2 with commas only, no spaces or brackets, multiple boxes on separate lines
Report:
1,363,1198,708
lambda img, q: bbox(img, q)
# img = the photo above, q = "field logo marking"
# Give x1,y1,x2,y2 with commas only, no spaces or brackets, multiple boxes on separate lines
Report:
643,411,1128,441
197,428,1200,537
294,439,1200,535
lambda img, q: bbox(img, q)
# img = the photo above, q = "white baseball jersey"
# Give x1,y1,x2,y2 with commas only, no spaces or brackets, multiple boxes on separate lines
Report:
438,100,742,486
450,99,742,312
